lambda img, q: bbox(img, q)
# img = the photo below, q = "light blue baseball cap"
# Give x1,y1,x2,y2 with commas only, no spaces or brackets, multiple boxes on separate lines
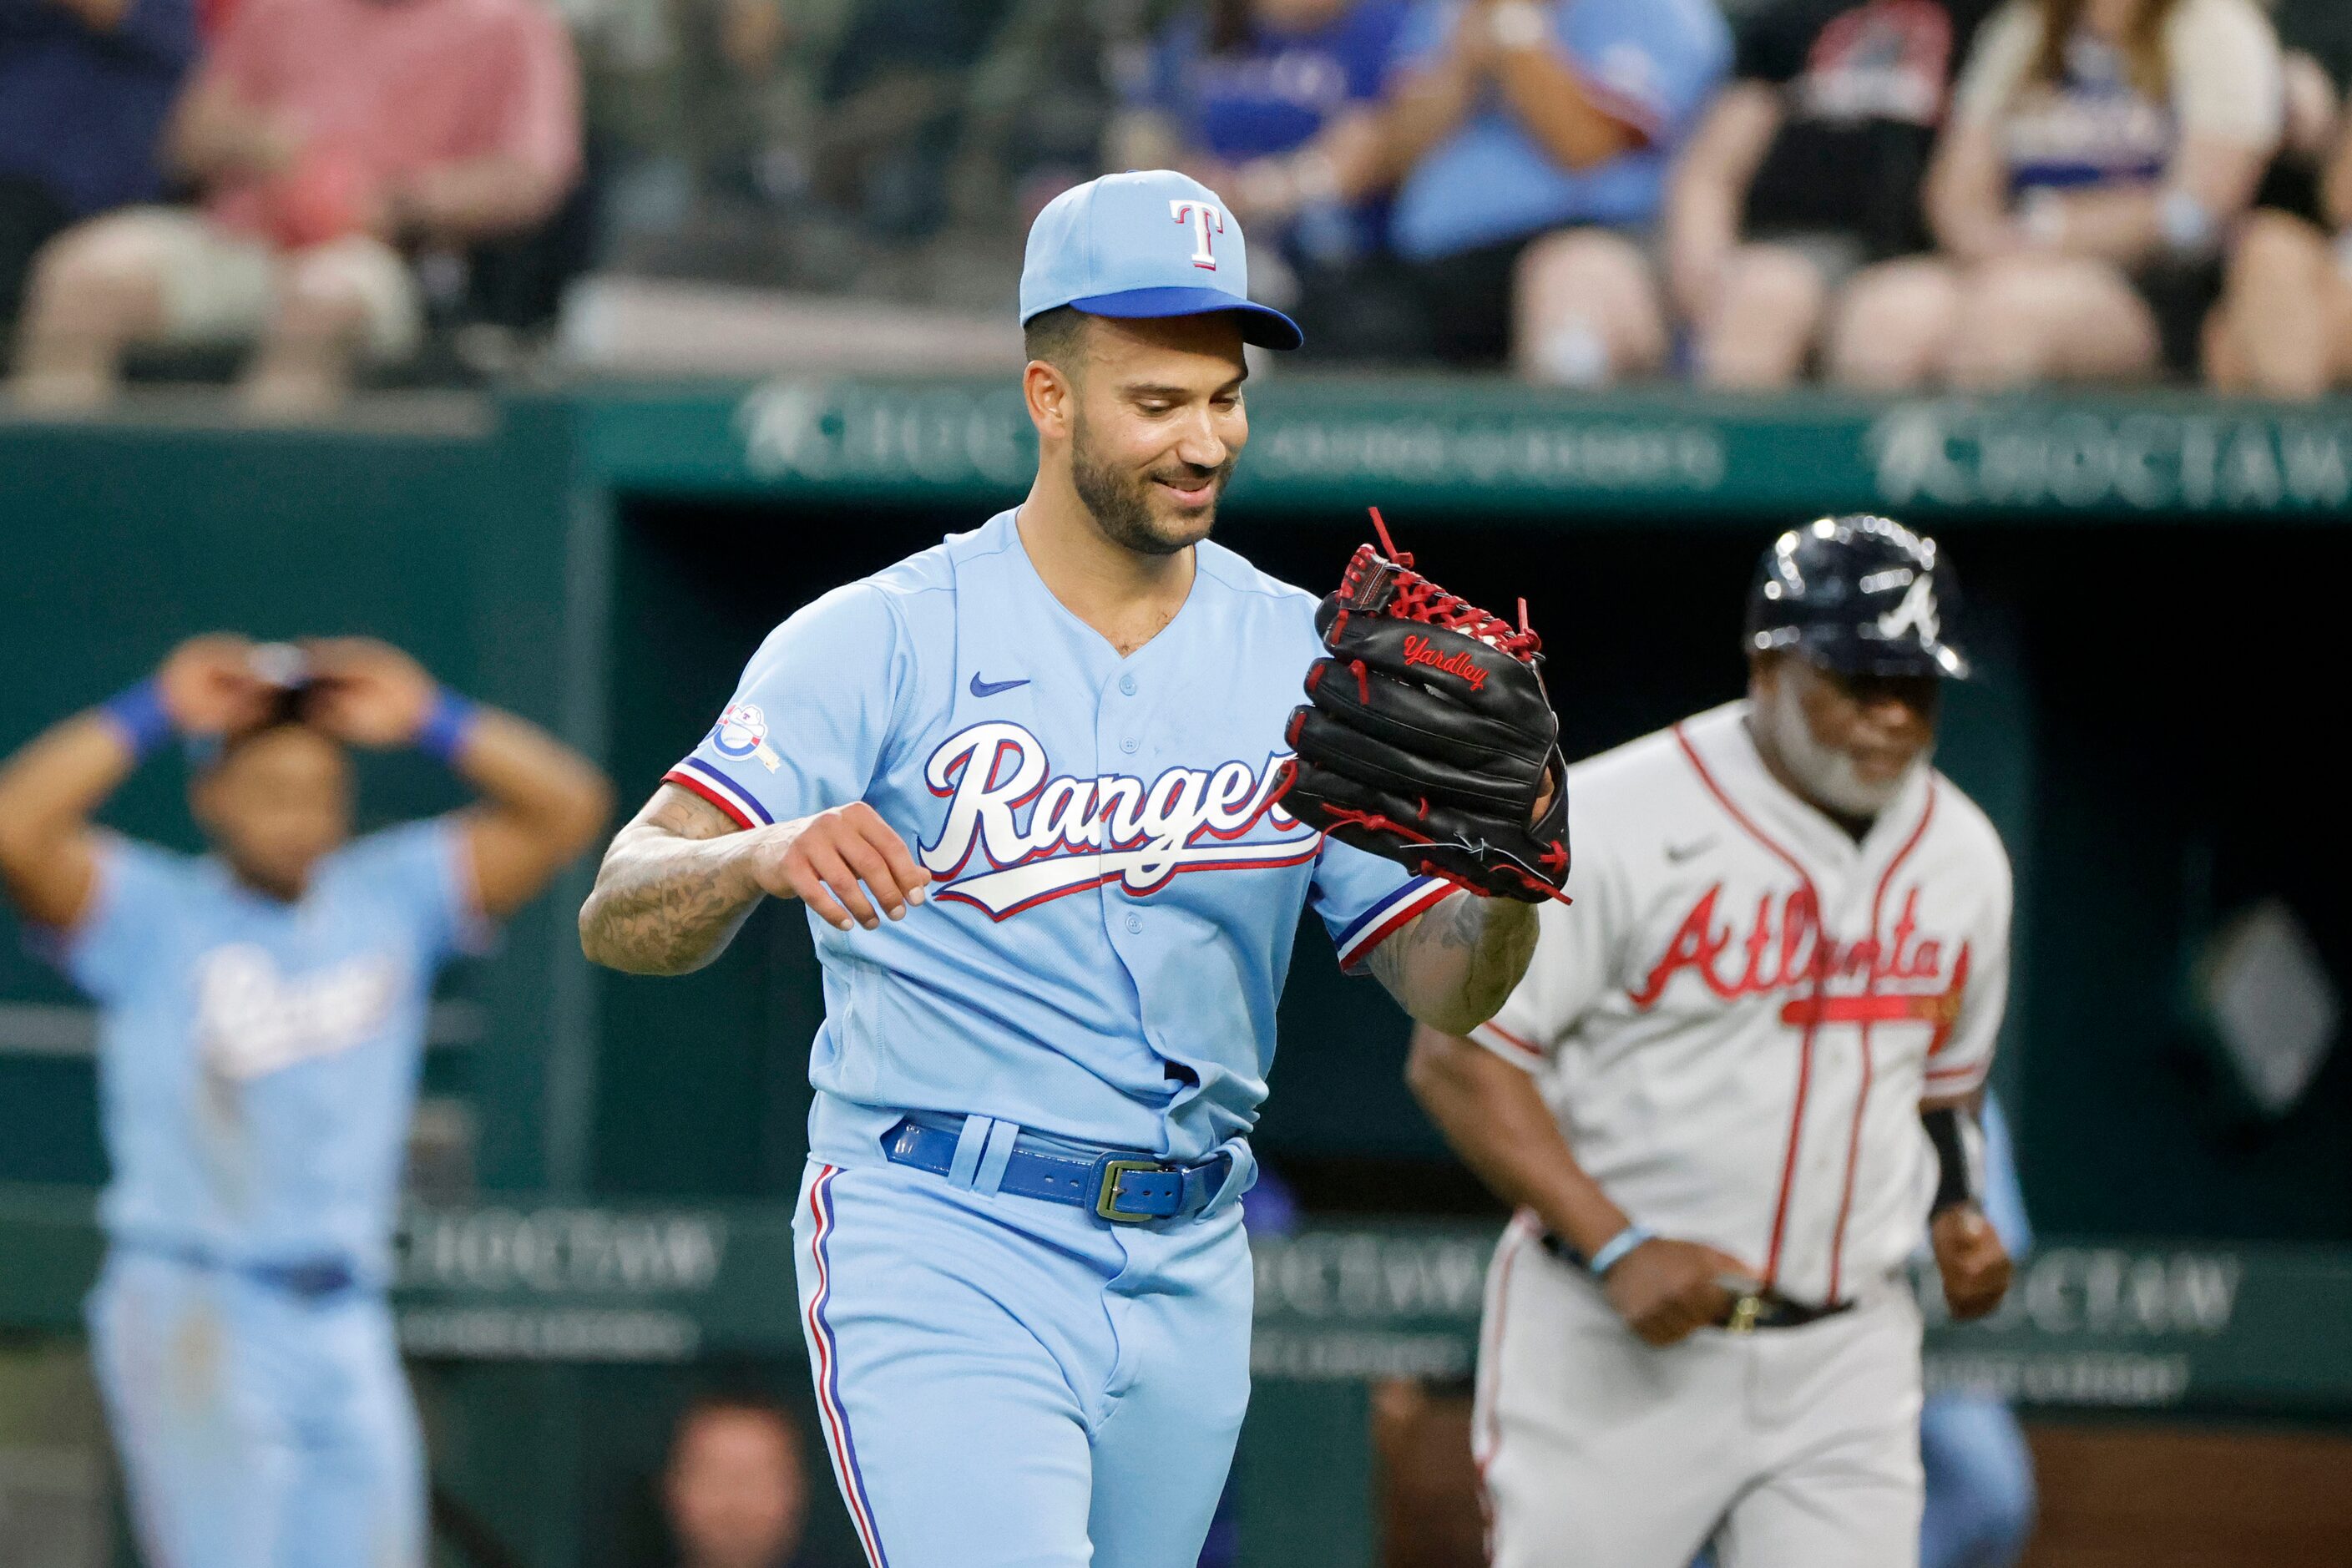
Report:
1019,169,1304,351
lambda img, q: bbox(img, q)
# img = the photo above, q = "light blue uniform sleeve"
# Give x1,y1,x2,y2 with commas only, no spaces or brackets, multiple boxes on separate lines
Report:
1979,1094,2032,1257
342,817,492,964
665,584,913,831
42,836,188,1003
1311,837,1454,974
1557,0,1731,143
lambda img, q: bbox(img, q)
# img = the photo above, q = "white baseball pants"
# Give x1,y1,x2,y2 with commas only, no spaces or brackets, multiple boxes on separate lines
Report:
1473,1218,1924,1568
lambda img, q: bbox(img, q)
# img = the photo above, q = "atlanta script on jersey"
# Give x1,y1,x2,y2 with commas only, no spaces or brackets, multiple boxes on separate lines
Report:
1469,701,2011,1307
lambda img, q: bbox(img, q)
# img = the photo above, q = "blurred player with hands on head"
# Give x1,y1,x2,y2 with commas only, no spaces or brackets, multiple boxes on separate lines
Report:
1409,516,2015,1568
579,169,1561,1568
0,635,611,1568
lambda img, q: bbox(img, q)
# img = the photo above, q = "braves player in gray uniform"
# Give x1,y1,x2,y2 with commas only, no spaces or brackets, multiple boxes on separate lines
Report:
1411,518,2016,1568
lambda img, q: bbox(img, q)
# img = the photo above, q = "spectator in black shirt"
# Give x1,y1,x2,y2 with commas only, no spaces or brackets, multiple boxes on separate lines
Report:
808,0,1014,240
0,0,196,329
2204,0,2352,395
2206,120,2352,397
1664,0,1994,387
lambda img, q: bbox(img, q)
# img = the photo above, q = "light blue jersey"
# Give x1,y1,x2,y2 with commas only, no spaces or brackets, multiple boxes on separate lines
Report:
50,818,481,1278
1387,0,1730,260
671,507,1449,1568
666,507,1449,1168
45,816,478,1568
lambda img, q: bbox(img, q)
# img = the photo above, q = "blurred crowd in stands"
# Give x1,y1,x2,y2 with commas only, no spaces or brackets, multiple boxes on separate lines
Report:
6,0,2352,414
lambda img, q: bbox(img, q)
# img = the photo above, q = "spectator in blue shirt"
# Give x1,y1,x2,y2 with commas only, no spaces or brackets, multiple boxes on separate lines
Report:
1375,0,1729,379
1107,0,1411,357
0,0,195,327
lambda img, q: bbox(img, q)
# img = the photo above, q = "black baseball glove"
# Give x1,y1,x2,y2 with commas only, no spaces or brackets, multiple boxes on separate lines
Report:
1278,513,1570,902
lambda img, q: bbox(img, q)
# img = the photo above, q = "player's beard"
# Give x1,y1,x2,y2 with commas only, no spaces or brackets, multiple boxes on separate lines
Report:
1761,687,1925,822
1070,412,1233,557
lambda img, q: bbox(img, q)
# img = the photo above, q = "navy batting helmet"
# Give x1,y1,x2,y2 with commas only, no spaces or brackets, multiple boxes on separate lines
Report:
1744,515,1968,679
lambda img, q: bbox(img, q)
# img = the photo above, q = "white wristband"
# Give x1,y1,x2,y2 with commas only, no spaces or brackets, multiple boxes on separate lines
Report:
1586,1223,1655,1277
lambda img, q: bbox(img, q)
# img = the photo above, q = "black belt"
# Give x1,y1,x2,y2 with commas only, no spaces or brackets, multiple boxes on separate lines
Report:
1540,1232,1852,1333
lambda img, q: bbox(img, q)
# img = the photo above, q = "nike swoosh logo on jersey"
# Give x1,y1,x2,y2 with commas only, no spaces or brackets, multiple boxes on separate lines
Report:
969,672,1030,698
1665,837,1716,863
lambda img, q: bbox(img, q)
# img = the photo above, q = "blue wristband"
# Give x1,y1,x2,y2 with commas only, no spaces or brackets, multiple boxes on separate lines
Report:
413,688,478,765
100,678,174,760
1586,1223,1655,1279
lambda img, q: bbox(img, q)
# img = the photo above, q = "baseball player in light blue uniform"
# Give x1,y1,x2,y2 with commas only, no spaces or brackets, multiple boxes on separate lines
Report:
581,169,1547,1568
0,635,609,1568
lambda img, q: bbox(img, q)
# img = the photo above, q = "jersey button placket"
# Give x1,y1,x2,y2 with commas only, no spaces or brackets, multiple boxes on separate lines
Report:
1117,672,1141,755
1095,676,1141,951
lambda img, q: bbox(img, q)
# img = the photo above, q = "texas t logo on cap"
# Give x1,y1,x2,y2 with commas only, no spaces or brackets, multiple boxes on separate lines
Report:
1171,199,1225,270
1019,169,1302,350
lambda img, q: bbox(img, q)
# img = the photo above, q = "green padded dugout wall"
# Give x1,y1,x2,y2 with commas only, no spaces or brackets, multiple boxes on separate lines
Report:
5,383,2351,1568
10,384,2346,1234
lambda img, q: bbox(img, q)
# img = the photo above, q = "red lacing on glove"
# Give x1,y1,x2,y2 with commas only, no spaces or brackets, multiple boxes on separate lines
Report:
1315,802,1435,847
1339,508,1544,663
1313,802,1574,906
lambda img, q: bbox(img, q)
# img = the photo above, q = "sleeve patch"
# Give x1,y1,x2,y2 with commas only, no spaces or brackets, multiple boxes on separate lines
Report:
710,702,784,772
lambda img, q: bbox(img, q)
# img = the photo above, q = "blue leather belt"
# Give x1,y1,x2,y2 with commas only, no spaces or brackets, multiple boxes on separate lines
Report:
884,1115,1232,1224
117,1237,362,1301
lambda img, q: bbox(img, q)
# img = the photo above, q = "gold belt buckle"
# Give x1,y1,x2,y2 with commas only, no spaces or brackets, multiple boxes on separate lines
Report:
1727,1292,1764,1335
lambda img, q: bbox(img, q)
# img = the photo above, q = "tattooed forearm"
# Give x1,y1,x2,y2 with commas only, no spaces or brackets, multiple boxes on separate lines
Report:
1365,920,1410,994
1368,892,1540,1034
1454,893,1540,1022
579,787,766,975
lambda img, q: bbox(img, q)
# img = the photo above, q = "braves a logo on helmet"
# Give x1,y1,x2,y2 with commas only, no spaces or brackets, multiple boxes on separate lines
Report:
1874,574,1941,645
919,721,1313,918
